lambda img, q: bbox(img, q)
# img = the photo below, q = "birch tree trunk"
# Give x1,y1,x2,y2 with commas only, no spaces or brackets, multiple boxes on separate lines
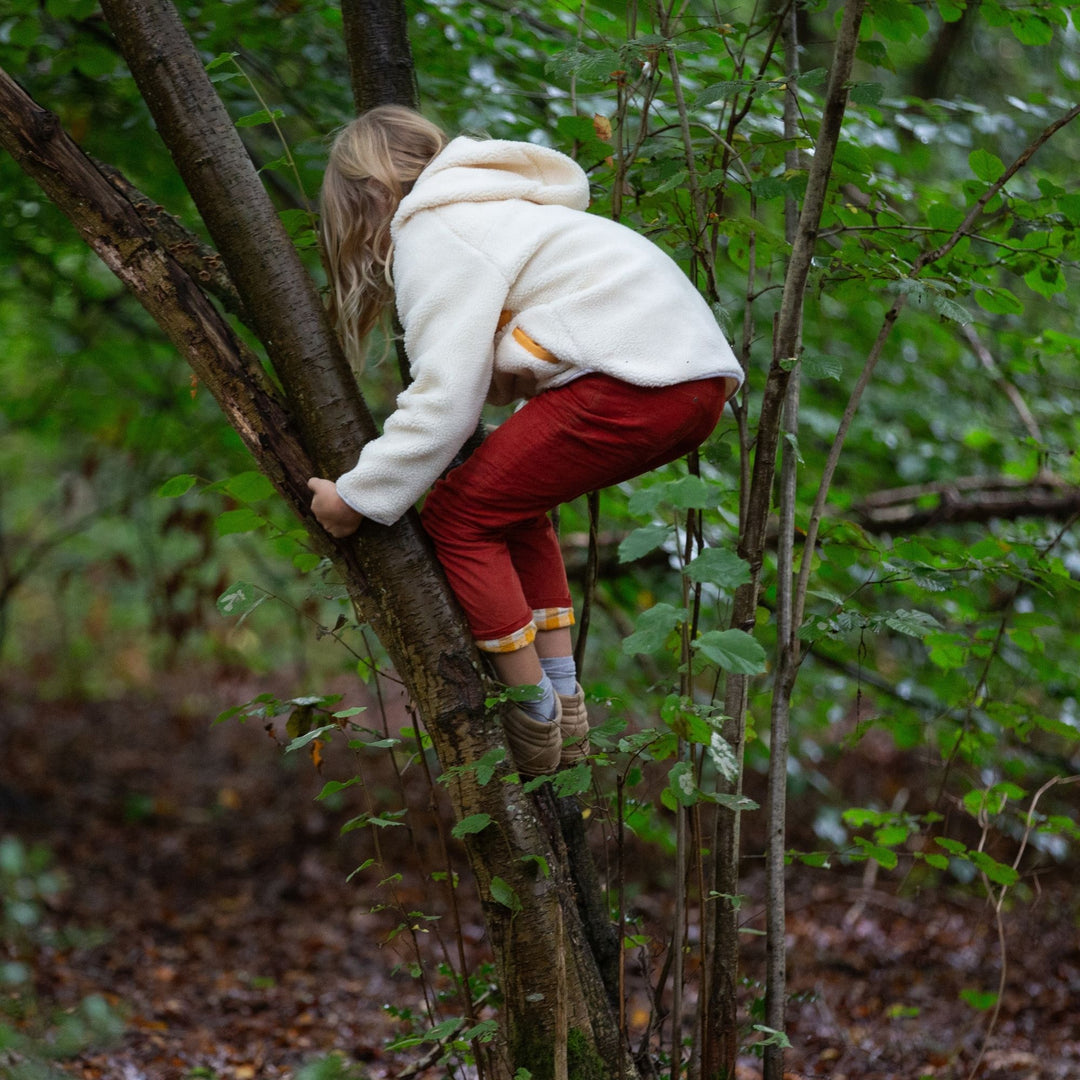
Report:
0,1,633,1071
704,3,866,1075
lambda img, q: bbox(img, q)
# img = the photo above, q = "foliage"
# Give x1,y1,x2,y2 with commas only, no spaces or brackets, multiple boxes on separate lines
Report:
0,838,124,1078
3,0,1080,1075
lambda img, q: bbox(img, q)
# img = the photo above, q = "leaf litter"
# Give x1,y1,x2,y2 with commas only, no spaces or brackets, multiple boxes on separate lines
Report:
2,669,1078,1079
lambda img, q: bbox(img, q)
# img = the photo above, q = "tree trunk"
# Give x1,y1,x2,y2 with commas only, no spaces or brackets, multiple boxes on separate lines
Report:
341,0,419,111
0,2,634,1071
704,3,866,1075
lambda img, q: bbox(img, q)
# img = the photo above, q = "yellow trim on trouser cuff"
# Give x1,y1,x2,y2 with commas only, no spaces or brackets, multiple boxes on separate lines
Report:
533,606,575,631
476,620,537,654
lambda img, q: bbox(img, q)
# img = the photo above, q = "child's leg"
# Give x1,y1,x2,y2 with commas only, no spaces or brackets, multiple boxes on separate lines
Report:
421,373,724,767
421,373,726,668
489,640,544,687
536,626,573,659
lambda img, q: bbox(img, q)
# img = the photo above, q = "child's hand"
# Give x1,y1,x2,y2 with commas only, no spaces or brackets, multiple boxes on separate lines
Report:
307,477,363,538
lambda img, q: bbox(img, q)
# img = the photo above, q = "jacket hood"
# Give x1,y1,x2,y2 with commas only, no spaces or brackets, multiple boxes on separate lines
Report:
393,137,590,227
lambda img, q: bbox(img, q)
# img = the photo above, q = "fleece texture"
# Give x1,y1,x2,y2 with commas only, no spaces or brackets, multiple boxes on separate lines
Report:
336,136,743,525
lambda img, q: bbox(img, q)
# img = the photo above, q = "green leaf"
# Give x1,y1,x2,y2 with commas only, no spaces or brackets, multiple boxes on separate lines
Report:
551,761,592,797
1024,262,1066,298
461,1018,499,1043
695,79,754,106
665,761,699,808
206,51,239,70
158,473,198,497
316,777,361,800
619,523,674,563
883,609,941,638
1007,10,1055,46
969,148,1005,183
489,876,521,912
935,836,968,856
622,603,687,655
628,475,726,514
844,807,889,828
216,507,263,536
519,853,550,878
1057,192,1080,225
692,629,767,674
802,353,843,380
849,81,884,105
973,286,1024,315
960,988,999,1011
795,851,832,868
798,67,829,88
654,169,689,195
968,850,1019,886
930,293,971,325
854,837,898,869
452,813,493,839
284,724,336,754
425,1016,465,1043
925,632,969,671
235,107,286,128
217,581,268,620
684,548,751,589
874,824,911,848
224,470,275,501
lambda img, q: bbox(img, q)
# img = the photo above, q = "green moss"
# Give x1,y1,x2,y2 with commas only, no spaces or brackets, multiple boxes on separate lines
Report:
513,1023,553,1080
567,1027,607,1080
512,1026,609,1080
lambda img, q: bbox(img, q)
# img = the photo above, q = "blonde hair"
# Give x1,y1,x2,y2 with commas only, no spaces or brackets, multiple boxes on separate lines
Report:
320,105,448,363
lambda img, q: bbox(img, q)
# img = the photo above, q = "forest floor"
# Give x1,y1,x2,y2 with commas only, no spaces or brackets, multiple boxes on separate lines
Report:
2,668,1079,1080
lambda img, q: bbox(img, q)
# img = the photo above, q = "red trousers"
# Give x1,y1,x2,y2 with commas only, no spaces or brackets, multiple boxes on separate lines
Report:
420,373,728,652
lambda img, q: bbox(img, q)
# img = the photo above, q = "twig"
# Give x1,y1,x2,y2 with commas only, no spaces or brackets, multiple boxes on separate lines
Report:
961,323,1043,444
964,776,1080,1080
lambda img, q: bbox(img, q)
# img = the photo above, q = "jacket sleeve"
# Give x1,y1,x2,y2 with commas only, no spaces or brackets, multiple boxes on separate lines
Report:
334,215,510,525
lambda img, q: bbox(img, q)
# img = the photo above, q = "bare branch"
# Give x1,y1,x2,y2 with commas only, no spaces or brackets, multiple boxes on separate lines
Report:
853,477,1080,531
961,324,1043,445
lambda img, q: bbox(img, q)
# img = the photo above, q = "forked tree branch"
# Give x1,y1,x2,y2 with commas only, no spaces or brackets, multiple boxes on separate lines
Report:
0,67,319,524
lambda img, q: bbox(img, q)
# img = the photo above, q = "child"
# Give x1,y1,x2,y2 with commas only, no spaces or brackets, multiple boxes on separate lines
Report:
308,106,743,777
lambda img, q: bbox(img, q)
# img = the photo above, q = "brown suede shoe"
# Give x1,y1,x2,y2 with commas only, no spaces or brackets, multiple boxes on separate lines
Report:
503,698,563,778
557,683,590,766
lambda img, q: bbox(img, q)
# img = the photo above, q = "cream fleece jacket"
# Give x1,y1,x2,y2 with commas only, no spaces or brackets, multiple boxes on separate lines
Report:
335,136,743,525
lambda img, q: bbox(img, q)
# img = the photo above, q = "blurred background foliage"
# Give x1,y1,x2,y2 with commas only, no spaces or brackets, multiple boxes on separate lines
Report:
1,0,1078,869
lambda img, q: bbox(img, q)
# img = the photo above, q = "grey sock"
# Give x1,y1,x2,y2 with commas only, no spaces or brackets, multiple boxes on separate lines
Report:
539,655,577,697
518,672,559,723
